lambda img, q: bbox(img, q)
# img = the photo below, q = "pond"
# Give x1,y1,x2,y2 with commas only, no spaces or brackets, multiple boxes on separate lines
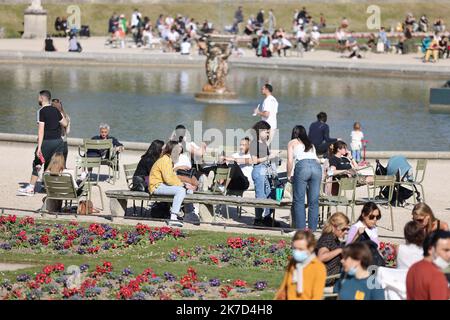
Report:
0,63,448,151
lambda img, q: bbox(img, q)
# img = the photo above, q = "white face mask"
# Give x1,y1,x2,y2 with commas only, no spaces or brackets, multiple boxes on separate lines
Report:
339,234,348,243
433,256,449,270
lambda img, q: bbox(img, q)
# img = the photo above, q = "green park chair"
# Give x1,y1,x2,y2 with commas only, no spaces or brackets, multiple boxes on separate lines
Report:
358,175,396,231
79,139,120,184
123,163,146,216
74,156,104,211
319,177,357,224
42,172,87,217
395,159,427,205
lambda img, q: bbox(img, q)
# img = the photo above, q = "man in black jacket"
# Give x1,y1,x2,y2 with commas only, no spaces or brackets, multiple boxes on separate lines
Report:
308,112,338,156
87,123,124,159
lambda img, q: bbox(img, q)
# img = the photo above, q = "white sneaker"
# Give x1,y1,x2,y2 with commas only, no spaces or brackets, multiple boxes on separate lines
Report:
17,185,35,196
284,230,297,237
168,219,183,227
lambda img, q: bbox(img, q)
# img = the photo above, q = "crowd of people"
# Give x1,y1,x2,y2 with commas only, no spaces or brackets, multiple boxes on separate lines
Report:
15,86,449,299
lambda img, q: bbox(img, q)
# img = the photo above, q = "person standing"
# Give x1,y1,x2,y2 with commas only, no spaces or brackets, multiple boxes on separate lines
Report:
308,111,338,156
256,9,264,29
253,83,278,143
406,230,450,300
350,122,364,163
51,98,70,166
287,125,321,231
234,6,244,33
268,9,276,34
250,121,280,227
18,90,67,196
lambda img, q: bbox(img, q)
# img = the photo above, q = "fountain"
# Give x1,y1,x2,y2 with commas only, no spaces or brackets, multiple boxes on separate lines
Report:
194,35,238,104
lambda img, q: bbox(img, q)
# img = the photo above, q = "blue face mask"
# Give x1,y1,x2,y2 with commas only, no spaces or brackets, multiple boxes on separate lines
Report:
292,249,309,263
347,266,357,276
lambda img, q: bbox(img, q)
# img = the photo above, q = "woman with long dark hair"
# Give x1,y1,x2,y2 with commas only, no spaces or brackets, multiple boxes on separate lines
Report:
51,98,70,166
132,139,164,191
287,125,321,231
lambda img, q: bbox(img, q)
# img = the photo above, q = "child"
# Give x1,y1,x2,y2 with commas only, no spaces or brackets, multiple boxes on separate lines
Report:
350,122,364,163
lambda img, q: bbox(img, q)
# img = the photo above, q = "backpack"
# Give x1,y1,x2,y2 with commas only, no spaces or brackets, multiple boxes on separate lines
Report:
77,200,99,215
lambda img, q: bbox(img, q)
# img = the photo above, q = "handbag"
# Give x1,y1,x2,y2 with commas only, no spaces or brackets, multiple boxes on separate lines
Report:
77,200,99,215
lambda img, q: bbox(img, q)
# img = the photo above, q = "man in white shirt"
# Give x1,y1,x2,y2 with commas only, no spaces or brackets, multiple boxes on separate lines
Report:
180,38,191,55
253,83,278,142
131,9,142,28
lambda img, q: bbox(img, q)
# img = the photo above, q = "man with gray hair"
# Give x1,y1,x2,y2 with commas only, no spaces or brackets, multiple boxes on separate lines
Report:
87,123,124,159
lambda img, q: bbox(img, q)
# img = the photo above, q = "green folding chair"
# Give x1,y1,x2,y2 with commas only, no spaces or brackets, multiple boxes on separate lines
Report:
75,157,104,211
123,163,145,216
42,172,87,216
79,139,120,184
395,159,427,204
319,177,357,223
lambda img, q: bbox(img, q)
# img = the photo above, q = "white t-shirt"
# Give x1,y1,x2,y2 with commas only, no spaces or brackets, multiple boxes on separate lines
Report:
396,244,423,269
311,31,321,41
261,95,278,129
296,30,306,41
281,38,292,47
181,41,191,54
350,130,364,150
174,153,192,169
167,30,179,42
231,152,252,183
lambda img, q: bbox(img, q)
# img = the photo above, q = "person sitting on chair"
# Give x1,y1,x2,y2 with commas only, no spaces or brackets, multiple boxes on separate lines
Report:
87,123,124,159
132,139,164,192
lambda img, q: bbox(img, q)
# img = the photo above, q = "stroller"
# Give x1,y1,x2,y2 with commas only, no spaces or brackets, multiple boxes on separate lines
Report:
375,156,420,206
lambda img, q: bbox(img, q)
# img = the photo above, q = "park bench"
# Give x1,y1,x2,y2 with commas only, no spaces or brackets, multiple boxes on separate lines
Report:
105,190,292,225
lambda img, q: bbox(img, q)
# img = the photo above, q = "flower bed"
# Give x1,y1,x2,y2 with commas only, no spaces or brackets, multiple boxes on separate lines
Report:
166,236,290,270
0,262,269,300
0,215,185,255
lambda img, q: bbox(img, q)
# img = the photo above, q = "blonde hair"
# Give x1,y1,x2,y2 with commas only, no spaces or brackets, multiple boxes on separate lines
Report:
47,153,65,174
322,212,350,234
412,203,436,233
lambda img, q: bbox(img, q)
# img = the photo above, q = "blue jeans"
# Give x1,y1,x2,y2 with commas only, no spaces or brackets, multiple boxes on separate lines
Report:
352,149,361,162
292,159,322,231
153,184,186,214
252,164,273,220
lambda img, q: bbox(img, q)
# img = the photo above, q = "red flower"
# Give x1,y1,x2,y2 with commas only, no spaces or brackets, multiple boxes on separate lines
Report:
36,273,50,284
28,281,40,289
227,237,243,249
19,216,35,225
210,256,219,264
54,263,65,271
40,235,49,246
7,215,17,224
233,279,247,287
89,224,105,236
187,267,197,281
63,287,80,298
63,240,73,249
43,265,54,275
220,285,232,298
16,230,27,241
180,275,193,289
117,286,133,299
379,242,385,249
44,228,51,234
136,223,151,235
69,221,78,226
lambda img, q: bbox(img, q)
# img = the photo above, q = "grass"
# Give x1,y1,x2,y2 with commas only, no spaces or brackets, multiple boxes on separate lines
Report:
0,220,285,299
1,2,450,38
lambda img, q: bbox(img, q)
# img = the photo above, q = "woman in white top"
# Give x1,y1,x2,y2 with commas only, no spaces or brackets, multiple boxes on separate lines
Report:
396,221,424,269
346,202,381,246
287,125,321,231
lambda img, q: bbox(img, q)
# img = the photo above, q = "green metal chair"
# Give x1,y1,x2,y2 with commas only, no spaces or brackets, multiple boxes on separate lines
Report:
319,177,357,223
42,172,87,216
395,159,427,204
123,163,146,216
196,167,232,220
358,175,396,231
79,139,120,184
75,157,104,211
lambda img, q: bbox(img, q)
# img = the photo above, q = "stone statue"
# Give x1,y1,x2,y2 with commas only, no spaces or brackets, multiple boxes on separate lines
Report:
194,35,237,102
199,39,232,94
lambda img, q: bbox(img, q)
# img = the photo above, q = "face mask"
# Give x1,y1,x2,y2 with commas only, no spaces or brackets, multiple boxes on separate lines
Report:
339,234,348,243
433,256,449,270
292,249,309,263
347,266,357,276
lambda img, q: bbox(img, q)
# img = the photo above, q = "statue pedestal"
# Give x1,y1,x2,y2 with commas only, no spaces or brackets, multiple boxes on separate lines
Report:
194,91,239,104
22,7,47,39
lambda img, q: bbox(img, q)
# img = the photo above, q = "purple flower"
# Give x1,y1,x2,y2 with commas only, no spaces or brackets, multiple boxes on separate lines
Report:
253,259,262,266
164,272,176,281
80,264,89,272
53,243,64,251
122,268,133,276
77,247,86,255
209,278,221,287
28,237,39,246
194,246,202,255
16,274,30,282
167,252,178,262
131,292,146,300
102,242,112,250
0,243,12,250
80,237,91,246
220,253,230,262
269,245,278,253
52,234,62,242
254,281,267,291
126,232,141,245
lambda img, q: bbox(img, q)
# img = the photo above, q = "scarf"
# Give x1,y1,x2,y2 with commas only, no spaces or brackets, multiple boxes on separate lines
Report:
292,253,316,294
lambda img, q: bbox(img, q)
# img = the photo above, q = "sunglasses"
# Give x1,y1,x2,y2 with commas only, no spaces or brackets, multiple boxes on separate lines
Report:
368,214,381,221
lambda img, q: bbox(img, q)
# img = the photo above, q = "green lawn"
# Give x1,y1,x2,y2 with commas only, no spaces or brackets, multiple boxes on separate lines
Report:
0,219,285,299
1,2,449,38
